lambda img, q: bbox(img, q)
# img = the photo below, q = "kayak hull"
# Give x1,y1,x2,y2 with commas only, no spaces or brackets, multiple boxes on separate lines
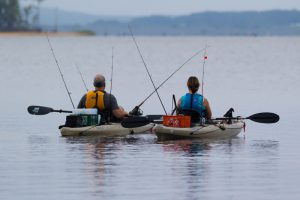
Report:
60,123,154,137
153,121,244,140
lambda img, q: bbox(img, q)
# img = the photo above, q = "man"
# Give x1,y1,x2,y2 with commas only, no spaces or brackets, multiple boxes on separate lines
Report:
77,74,128,122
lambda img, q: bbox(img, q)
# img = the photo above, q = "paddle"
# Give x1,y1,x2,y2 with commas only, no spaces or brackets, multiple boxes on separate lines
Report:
121,112,280,128
121,115,163,128
146,115,163,121
121,116,152,128
214,112,280,124
27,105,72,115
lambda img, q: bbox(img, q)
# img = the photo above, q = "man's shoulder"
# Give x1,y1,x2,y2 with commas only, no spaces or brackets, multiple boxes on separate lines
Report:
81,93,87,99
104,93,116,99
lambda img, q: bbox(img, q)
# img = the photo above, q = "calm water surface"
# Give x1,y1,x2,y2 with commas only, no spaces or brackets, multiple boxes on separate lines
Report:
0,36,299,200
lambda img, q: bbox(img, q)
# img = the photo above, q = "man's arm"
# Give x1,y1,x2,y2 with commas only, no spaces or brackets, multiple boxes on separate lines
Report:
109,95,128,119
112,108,128,119
77,94,87,108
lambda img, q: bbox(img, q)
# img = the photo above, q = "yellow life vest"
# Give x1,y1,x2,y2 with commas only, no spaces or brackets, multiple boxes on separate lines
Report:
85,90,105,110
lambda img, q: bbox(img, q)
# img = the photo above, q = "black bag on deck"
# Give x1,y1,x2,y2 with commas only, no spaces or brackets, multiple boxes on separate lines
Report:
64,115,84,128
64,115,100,128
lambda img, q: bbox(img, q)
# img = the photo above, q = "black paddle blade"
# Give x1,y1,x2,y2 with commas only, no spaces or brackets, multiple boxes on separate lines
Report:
27,105,53,115
121,116,152,128
247,112,280,124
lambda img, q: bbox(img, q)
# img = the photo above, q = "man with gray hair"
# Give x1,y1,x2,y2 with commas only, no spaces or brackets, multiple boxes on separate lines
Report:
77,74,129,122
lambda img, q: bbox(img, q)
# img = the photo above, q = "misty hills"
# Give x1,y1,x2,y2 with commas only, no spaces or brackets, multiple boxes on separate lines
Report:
40,8,131,27
41,9,300,36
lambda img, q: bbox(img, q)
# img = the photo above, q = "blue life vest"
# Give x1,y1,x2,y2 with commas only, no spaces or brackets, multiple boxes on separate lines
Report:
180,93,206,117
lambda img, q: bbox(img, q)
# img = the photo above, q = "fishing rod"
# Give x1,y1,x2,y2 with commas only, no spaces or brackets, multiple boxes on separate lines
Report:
200,45,208,122
130,47,208,115
201,45,208,98
110,47,114,95
107,47,114,123
46,34,75,109
128,26,167,115
75,64,88,92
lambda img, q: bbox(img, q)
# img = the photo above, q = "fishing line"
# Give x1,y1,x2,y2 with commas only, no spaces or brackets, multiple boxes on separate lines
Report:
46,33,75,109
75,64,88,92
128,26,167,115
110,47,114,95
131,47,208,114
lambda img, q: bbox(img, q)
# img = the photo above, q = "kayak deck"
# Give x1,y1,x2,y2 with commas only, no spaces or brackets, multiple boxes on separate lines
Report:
60,123,154,137
154,121,244,140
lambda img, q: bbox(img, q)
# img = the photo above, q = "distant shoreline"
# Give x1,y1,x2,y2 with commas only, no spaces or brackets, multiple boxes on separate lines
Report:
1,31,300,37
0,31,90,37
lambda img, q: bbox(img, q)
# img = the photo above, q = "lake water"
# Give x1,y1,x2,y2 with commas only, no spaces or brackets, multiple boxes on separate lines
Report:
0,36,300,200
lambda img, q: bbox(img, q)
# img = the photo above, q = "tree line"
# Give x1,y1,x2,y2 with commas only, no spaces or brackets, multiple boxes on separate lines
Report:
0,0,44,31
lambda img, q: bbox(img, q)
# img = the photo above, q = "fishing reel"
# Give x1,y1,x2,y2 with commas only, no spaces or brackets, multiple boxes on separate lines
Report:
129,106,143,116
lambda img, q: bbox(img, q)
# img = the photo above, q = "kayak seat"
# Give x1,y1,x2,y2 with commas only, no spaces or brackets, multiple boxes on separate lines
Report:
223,108,234,124
179,108,202,123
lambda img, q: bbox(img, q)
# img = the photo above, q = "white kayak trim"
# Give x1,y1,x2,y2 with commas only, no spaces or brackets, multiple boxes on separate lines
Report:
153,120,245,139
60,123,155,137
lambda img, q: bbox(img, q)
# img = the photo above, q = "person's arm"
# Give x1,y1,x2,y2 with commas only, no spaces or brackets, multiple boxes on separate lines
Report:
177,98,182,114
110,95,128,119
203,98,212,119
77,94,87,108
112,107,129,119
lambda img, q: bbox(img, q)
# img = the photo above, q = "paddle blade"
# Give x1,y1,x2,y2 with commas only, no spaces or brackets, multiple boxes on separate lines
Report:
27,105,53,115
247,112,280,124
121,116,152,128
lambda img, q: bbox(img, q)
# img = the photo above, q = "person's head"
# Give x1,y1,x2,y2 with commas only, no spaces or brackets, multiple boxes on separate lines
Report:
93,74,106,90
187,76,200,94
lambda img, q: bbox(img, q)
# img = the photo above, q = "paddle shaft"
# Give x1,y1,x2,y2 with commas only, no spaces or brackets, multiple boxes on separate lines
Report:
214,117,244,121
52,109,72,114
214,112,279,124
28,105,72,115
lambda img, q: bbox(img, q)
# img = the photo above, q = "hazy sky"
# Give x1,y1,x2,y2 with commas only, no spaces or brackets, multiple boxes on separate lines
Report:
38,0,300,16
